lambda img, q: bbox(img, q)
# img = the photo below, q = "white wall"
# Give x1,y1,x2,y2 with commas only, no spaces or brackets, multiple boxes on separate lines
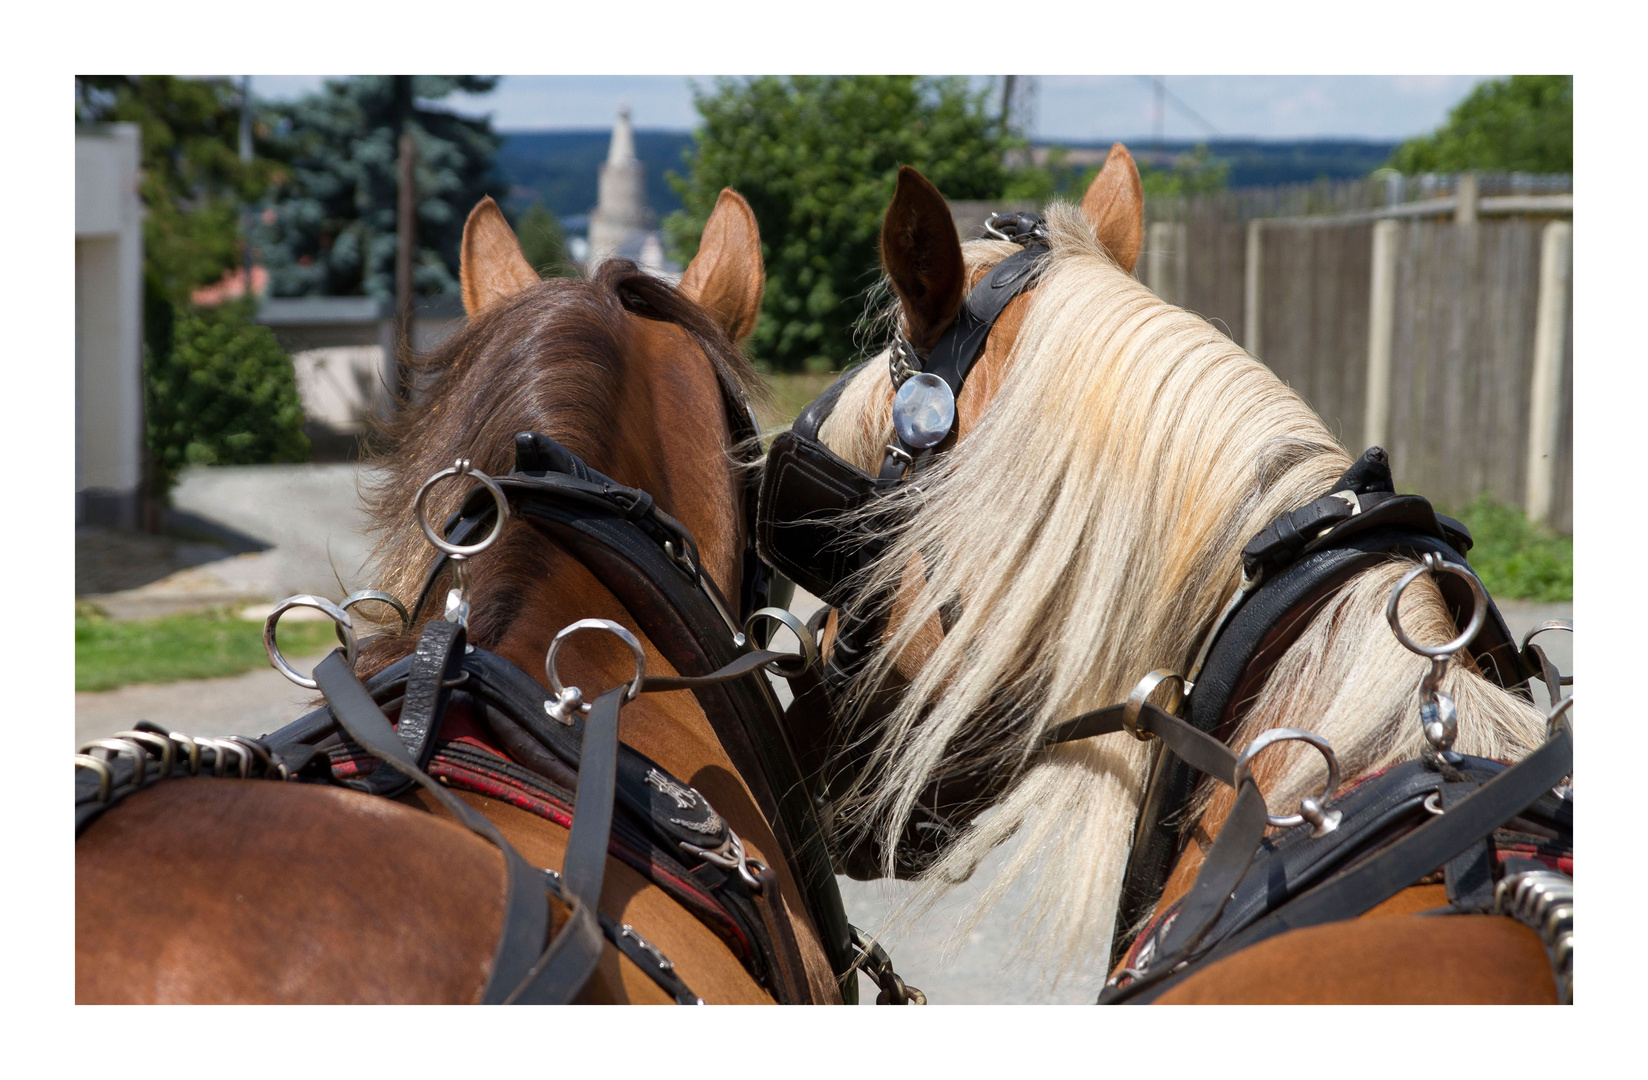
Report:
75,124,144,527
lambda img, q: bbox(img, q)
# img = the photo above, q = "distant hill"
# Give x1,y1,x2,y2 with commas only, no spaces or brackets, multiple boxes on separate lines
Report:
497,130,694,226
1049,139,1400,189
496,131,1400,228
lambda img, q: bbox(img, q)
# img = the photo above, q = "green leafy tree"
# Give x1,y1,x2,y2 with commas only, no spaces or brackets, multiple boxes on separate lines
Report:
145,304,311,494
1389,75,1572,174
77,77,304,504
258,76,506,299
75,76,284,346
667,76,1014,372
514,200,574,278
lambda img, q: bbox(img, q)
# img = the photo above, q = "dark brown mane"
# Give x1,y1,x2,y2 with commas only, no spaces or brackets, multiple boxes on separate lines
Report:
356,260,763,669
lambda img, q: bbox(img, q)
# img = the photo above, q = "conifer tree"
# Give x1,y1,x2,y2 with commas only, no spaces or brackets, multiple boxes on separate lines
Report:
258,76,507,299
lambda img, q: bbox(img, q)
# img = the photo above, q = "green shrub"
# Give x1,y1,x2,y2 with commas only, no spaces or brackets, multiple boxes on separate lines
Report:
145,303,310,494
1449,494,1572,602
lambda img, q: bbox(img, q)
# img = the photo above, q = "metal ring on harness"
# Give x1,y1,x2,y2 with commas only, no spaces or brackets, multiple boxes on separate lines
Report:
544,619,648,726
1385,554,1487,660
415,459,510,558
264,595,357,690
1233,727,1344,834
742,606,819,677
342,589,412,633
1123,670,1185,742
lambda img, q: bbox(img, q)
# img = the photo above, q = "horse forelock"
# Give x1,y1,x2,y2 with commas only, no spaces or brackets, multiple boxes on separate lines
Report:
818,200,1543,984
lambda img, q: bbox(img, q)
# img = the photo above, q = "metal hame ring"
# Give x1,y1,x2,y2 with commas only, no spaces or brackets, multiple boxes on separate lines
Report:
414,459,510,558
1234,727,1342,829
342,589,411,633
1385,554,1488,660
545,619,647,704
264,594,357,690
1123,669,1185,742
743,606,819,676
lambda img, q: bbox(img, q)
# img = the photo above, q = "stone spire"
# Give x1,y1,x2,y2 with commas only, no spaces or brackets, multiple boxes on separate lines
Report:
588,104,654,264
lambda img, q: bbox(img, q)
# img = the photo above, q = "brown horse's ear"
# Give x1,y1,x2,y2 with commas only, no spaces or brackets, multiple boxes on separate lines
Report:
678,189,764,343
881,166,966,352
1080,143,1145,272
460,197,540,316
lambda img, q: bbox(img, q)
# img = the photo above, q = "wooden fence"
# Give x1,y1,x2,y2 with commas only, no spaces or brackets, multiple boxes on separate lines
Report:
1133,173,1573,533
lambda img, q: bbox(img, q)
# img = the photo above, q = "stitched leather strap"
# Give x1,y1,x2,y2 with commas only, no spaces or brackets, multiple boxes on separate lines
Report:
359,618,464,796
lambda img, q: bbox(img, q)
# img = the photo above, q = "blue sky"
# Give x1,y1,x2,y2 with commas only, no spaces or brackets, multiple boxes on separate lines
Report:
249,75,1491,143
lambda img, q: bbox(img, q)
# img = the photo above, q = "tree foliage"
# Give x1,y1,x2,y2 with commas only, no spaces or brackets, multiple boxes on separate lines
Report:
667,76,1015,372
144,304,311,494
257,76,507,299
75,76,284,309
514,200,575,278
1389,75,1572,174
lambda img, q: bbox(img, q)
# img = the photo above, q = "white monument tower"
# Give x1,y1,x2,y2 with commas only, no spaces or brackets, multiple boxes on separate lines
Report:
587,105,656,266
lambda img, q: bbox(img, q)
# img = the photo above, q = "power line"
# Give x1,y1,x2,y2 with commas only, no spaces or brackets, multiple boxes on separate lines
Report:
1137,76,1220,139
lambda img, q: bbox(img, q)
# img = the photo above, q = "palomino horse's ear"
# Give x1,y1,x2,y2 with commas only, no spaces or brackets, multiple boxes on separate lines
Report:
1080,143,1145,272
881,165,966,352
678,188,764,343
460,197,540,316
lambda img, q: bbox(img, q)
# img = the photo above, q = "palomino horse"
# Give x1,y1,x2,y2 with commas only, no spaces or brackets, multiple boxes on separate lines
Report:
776,151,1566,1003
76,193,850,1004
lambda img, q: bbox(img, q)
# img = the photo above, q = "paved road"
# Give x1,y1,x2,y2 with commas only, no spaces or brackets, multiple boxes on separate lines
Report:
74,462,1573,1004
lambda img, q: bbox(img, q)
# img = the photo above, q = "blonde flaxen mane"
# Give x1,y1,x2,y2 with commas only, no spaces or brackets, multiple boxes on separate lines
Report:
817,200,1545,984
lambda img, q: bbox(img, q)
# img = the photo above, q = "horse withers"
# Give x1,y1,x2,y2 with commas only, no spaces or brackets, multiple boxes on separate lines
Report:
768,149,1568,1003
76,192,848,1004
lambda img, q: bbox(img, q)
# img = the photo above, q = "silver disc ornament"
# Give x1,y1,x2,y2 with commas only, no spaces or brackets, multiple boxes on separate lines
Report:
891,372,956,450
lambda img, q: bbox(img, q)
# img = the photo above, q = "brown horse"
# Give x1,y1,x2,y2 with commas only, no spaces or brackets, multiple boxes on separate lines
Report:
76,192,844,1004
799,150,1564,1003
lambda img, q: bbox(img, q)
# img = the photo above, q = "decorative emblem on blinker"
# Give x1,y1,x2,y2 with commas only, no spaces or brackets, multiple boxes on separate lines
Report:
892,372,956,450
645,767,699,810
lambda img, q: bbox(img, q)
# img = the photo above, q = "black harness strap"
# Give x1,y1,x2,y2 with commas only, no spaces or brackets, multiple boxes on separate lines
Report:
358,618,464,797
877,244,1050,481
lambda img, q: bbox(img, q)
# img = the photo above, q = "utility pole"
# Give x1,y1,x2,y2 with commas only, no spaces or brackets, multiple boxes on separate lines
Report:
394,75,416,404
239,75,254,299
1153,76,1165,152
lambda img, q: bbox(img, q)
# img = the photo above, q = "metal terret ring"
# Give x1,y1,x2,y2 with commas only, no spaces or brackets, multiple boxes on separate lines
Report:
743,606,819,676
1234,727,1343,832
1385,554,1488,660
414,459,510,558
264,594,357,690
342,589,411,633
545,618,648,708
1123,669,1185,741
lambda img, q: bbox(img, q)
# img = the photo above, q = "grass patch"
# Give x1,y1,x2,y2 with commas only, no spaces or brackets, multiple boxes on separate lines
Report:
76,606,344,693
758,371,842,430
1447,494,1572,602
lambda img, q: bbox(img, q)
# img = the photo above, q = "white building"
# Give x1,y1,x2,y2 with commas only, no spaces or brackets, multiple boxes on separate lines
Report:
75,123,145,529
584,106,678,281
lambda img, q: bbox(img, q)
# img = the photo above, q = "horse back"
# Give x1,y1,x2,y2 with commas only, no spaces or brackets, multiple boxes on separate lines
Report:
76,778,770,1003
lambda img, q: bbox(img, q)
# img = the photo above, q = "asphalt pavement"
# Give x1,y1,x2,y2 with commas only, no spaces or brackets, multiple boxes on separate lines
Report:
74,461,1572,1004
